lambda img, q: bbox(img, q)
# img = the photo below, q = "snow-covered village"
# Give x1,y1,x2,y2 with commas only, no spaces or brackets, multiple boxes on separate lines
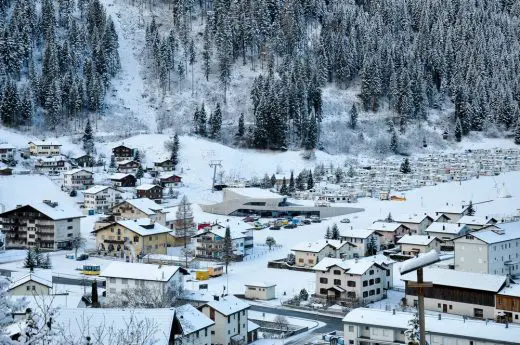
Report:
2,0,520,344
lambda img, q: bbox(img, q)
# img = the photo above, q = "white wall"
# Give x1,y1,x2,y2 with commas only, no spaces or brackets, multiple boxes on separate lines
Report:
405,295,495,319
200,306,248,345
54,218,81,249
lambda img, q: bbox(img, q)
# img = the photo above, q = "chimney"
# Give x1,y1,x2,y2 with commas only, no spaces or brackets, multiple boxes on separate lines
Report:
428,235,431,239
438,314,441,320
214,295,220,301
392,309,396,315
326,240,328,243
485,216,488,220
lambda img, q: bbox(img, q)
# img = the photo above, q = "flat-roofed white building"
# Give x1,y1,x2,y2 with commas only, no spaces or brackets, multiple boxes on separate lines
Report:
244,282,276,300
343,308,520,345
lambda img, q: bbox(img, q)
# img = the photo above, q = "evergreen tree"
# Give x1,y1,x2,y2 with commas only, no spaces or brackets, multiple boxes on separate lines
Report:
386,213,393,222
237,113,245,137
262,174,271,189
331,223,340,240
270,174,277,188
366,236,377,255
91,280,100,307
325,226,332,239
0,82,19,127
33,246,43,267
109,155,116,169
390,129,399,154
265,236,276,251
400,158,411,174
135,165,144,180
296,172,306,191
349,104,358,129
210,103,222,139
288,171,295,195
82,119,95,155
24,249,36,272
347,166,355,178
171,133,179,170
455,117,463,142
467,201,475,216
134,150,141,163
515,118,520,145
198,103,207,137
222,226,233,273
307,171,314,190
279,177,288,195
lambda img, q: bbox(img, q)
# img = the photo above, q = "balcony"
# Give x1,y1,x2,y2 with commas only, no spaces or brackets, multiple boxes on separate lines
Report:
104,239,125,244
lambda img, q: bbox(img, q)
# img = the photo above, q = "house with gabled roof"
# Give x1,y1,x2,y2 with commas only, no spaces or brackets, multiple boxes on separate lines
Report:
109,173,137,187
136,183,163,202
368,221,410,247
28,140,61,156
339,228,382,257
435,204,470,223
110,198,167,225
7,274,52,296
112,144,134,162
83,185,122,214
397,234,442,256
392,213,434,234
291,239,357,268
424,222,470,248
63,168,94,190
457,215,498,230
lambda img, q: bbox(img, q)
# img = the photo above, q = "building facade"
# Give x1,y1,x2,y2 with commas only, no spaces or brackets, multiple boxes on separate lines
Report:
112,145,134,161
397,234,442,256
136,184,163,201
83,186,121,214
28,141,61,156
110,173,137,187
0,144,15,161
63,169,94,190
291,240,356,268
110,199,167,225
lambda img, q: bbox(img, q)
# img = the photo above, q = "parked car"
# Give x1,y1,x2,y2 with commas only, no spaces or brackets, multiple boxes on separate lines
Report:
302,219,312,225
284,223,297,229
76,254,89,261
270,225,281,230
310,216,321,223
340,218,350,223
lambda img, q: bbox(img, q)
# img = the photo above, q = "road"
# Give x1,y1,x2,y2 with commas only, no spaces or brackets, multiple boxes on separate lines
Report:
249,304,343,344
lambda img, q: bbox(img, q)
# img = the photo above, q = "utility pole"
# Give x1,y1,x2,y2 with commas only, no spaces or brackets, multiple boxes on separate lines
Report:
407,268,432,345
209,160,222,192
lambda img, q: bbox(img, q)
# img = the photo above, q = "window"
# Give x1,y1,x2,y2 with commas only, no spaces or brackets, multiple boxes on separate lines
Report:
122,279,128,285
334,279,341,285
369,270,374,275
363,291,368,298
319,277,328,284
375,278,381,284
369,290,375,296
363,280,368,287
67,219,73,223
228,316,230,323
438,303,441,308
348,326,354,332
376,288,380,294
32,286,35,291
347,291,356,299
298,258,304,263
110,277,116,283
347,281,356,287
369,279,374,285
196,331,199,338
449,305,453,310
26,286,31,291
320,288,327,295
333,270,341,275
67,226,73,230
474,308,483,318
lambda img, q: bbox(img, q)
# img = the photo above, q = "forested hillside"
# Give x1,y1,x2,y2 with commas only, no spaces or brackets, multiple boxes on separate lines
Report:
0,0,120,130
142,0,520,152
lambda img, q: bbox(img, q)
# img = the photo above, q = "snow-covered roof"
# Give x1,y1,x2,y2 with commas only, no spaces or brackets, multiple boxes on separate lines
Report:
436,205,469,214
0,144,15,149
339,228,378,239
393,213,432,224
313,257,386,275
245,282,276,288
103,219,171,236
248,320,260,332
458,215,496,226
63,168,93,176
83,185,112,194
194,226,247,240
225,187,282,199
466,222,520,244
203,295,250,316
401,267,507,292
117,159,137,165
36,156,66,163
397,234,438,245
498,283,520,298
2,202,82,220
342,308,520,344
399,250,440,275
100,261,181,281
136,183,162,191
369,221,404,232
123,198,165,215
425,222,468,235
54,308,175,345
176,304,214,335
28,140,61,146
291,239,354,253
8,274,52,290
109,173,134,180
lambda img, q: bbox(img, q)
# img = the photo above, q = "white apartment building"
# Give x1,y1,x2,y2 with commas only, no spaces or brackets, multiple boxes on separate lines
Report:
425,222,470,243
100,261,185,297
291,239,357,268
343,308,520,345
457,215,498,230
63,168,94,190
314,257,390,303
28,140,61,156
83,185,121,214
199,295,250,345
176,304,214,345
454,222,520,276
0,144,15,160
339,229,382,257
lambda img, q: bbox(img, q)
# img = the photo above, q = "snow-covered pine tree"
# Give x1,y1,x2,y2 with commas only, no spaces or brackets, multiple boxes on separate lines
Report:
349,104,358,129
307,171,314,190
237,113,245,137
455,117,463,142
400,158,411,174
222,226,233,273
83,119,95,155
171,133,179,170
210,103,222,139
331,223,340,240
279,177,288,195
515,118,520,145
325,226,332,239
390,129,399,154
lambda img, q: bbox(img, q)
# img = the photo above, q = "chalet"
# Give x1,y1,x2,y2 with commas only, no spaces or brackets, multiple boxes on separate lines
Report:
7,274,52,296
392,214,433,234
154,159,175,171
0,201,82,250
368,221,410,247
402,267,508,319
63,168,94,190
424,222,470,248
92,219,171,256
34,156,67,172
83,185,121,214
0,144,15,161
314,257,390,303
110,198,167,225
291,239,357,268
28,140,61,156
192,227,248,260
136,184,163,201
453,222,520,276
117,159,140,173
109,173,137,187
458,215,498,230
160,173,183,187
339,228,382,257
397,234,442,256
496,283,520,324
199,295,250,345
343,308,520,345
72,154,94,168
435,205,470,223
112,144,134,162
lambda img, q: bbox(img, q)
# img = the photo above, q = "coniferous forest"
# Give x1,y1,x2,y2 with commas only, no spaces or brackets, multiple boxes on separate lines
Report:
0,0,120,130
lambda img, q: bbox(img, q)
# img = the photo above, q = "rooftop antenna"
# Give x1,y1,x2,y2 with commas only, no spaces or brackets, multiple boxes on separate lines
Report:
209,160,222,192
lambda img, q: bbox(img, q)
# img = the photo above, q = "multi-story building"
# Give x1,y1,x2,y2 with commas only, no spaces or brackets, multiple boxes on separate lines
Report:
392,213,433,234
110,198,167,225
109,173,137,187
117,160,140,173
339,229,382,257
314,257,391,304
397,234,442,256
192,226,249,260
453,222,520,276
401,267,508,319
291,239,357,268
0,144,15,161
368,221,410,247
0,201,82,250
424,222,470,247
199,295,250,345
434,205,470,223
101,261,185,297
176,304,214,345
63,168,94,190
83,185,121,214
34,156,67,172
112,144,134,162
28,140,62,156
136,184,163,201
154,159,176,172
457,215,498,230
159,173,183,188
92,219,171,256
495,283,520,324
343,308,520,345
